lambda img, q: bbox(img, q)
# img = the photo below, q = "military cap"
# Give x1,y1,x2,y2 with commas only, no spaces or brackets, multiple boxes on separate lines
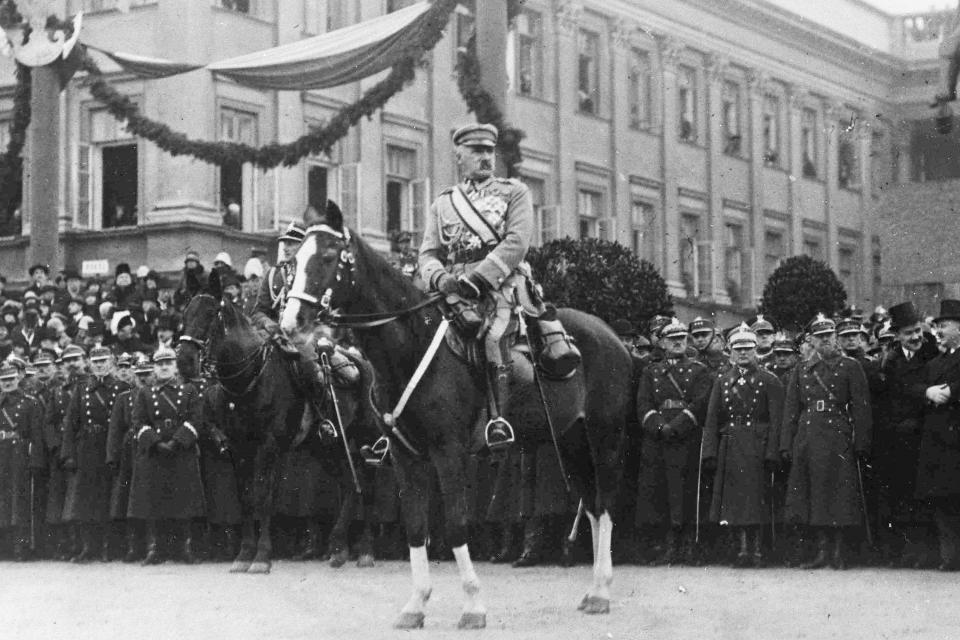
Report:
648,315,672,338
116,353,133,368
61,344,86,360
876,321,895,342
659,318,688,339
750,314,775,334
134,353,153,374
452,122,498,148
835,317,861,336
609,319,637,338
634,335,652,350
22,297,39,311
184,250,201,265
841,305,865,322
689,317,715,335
728,323,758,349
24,365,37,377
32,349,57,366
279,221,307,244
808,313,836,336
0,361,19,380
153,346,177,363
89,346,113,361
772,332,796,353
6,355,27,371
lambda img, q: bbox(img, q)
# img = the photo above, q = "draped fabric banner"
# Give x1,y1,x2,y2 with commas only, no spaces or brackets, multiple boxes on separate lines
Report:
85,1,433,90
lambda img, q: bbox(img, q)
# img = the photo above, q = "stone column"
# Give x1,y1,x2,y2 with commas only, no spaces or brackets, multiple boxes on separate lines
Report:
554,2,582,240
24,66,61,270
746,69,767,305
823,100,841,271
787,87,805,257
610,19,634,246
659,36,685,297
706,54,731,305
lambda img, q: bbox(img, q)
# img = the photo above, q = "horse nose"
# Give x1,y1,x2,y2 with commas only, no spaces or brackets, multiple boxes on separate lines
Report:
280,299,301,335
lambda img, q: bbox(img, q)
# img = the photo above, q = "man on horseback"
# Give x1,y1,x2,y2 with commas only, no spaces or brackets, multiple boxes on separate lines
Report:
418,123,580,448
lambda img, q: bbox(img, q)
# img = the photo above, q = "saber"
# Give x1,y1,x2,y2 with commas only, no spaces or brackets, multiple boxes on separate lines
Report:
321,352,362,495
567,499,584,543
695,432,705,544
769,471,776,546
856,458,873,547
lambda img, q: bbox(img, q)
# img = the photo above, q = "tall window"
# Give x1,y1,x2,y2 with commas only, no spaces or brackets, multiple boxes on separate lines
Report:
722,80,742,156
630,200,656,259
577,188,602,238
304,0,351,33
525,177,546,246
801,107,818,178
629,50,652,130
838,245,856,298
0,117,19,235
454,1,475,59
764,229,785,278
577,30,600,115
680,213,707,297
678,65,697,142
803,236,824,261
214,0,274,21
219,107,258,230
385,145,418,236
763,94,781,166
725,223,746,304
838,117,861,189
79,108,139,230
515,10,543,98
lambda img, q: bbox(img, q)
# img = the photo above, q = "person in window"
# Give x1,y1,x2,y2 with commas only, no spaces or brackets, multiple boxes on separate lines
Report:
173,251,208,311
222,201,241,230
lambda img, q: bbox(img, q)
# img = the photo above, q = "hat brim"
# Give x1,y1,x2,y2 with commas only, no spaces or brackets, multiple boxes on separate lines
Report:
934,315,960,323
458,139,496,148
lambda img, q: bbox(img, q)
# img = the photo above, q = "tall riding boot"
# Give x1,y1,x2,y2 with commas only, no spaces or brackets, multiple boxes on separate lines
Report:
801,528,830,569
71,524,94,563
831,528,847,570
180,520,199,564
293,522,320,561
489,523,518,564
734,527,750,567
751,527,764,567
123,522,139,563
485,364,515,450
142,520,163,566
100,524,111,563
535,316,582,379
221,526,239,561
513,518,546,567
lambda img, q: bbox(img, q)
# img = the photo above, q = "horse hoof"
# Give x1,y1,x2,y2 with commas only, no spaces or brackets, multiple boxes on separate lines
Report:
247,561,271,574
580,596,610,615
357,553,375,568
577,594,589,611
393,612,425,630
229,561,252,573
329,550,348,568
457,612,486,630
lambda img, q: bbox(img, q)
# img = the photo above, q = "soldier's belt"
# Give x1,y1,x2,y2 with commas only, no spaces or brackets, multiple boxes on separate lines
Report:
0,430,21,441
659,399,688,410
810,400,847,413
723,417,754,429
81,423,106,435
450,244,495,265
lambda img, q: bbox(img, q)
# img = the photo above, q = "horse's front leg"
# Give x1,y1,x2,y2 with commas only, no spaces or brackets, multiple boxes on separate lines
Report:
392,451,433,630
230,517,256,573
578,509,613,615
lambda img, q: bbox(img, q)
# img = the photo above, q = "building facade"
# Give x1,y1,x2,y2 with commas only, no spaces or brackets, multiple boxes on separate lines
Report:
0,0,939,319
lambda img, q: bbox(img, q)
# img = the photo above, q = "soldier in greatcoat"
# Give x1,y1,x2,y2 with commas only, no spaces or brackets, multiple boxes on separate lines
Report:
199,382,243,561
702,324,783,567
635,318,712,565
690,317,728,374
28,348,58,558
779,314,872,570
61,346,130,562
913,299,960,571
0,361,45,560
128,347,205,565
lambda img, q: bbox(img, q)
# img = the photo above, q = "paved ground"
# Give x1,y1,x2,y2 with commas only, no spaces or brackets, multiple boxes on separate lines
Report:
2,559,958,640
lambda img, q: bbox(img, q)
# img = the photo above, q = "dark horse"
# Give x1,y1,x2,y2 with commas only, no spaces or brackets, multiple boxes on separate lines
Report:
178,285,379,573
280,204,633,629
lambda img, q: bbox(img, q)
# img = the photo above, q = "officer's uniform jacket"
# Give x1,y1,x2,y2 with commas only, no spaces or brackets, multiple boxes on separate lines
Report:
637,355,712,441
106,386,138,521
133,379,203,454
419,177,533,292
251,262,293,333
0,388,45,528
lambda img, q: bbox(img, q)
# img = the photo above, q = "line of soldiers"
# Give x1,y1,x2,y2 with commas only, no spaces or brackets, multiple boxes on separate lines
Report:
616,299,960,571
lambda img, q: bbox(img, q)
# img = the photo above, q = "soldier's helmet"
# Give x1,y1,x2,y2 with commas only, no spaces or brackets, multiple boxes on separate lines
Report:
659,318,689,339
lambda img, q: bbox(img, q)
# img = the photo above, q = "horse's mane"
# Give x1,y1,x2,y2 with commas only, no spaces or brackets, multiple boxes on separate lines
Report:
350,231,426,312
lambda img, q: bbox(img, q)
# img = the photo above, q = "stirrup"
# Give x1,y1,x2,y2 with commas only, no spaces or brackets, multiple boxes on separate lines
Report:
360,436,391,467
485,417,515,451
317,418,338,440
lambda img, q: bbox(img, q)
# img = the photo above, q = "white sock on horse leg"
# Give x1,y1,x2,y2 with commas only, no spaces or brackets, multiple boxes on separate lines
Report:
586,511,600,596
453,544,486,614
597,512,614,593
401,545,432,614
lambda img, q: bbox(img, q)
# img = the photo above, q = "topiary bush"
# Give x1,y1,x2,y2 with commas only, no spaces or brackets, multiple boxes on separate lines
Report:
759,255,847,332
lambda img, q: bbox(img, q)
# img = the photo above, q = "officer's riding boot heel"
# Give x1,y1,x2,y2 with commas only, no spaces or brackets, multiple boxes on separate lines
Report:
142,520,162,566
71,524,94,563
485,364,515,450
801,529,830,569
831,528,847,570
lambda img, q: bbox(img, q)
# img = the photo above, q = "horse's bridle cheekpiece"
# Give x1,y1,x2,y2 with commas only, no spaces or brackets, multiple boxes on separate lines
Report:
286,224,354,315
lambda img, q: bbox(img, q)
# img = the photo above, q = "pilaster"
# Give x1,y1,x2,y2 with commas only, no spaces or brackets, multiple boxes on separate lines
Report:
660,36,686,297
706,54,731,305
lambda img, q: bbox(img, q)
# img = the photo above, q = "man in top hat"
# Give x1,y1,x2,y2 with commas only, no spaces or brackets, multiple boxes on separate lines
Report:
751,315,776,367
873,301,938,566
779,313,872,570
689,317,727,373
635,318,712,565
419,123,580,448
60,346,130,562
128,346,205,565
912,299,960,571
702,324,784,567
106,263,142,313
0,360,46,560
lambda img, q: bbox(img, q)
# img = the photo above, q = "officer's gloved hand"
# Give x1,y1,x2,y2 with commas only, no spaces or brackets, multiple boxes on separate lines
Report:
457,272,488,300
764,458,780,475
61,458,77,472
434,272,460,297
156,441,177,456
701,456,717,476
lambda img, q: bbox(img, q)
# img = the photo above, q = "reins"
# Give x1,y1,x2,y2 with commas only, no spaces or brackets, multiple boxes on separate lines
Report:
315,293,444,329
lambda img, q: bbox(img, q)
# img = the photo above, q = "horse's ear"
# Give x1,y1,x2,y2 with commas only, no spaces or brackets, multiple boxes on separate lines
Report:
325,199,344,231
207,267,223,299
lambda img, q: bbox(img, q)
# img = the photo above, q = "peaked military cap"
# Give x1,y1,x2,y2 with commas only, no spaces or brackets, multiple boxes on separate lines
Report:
6,355,27,371
134,353,153,374
89,346,113,361
689,317,715,335
808,313,836,336
153,346,177,363
772,332,796,353
116,353,133,367
835,317,861,336
750,314,775,334
32,349,57,366
728,323,758,349
0,361,18,380
61,344,86,360
452,122,498,147
279,221,307,243
659,318,688,339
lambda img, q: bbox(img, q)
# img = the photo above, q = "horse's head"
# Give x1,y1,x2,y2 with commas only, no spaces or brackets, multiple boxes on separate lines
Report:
280,200,356,337
176,293,220,379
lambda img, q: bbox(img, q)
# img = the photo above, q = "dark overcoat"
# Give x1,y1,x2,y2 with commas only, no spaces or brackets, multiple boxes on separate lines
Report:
200,385,242,525
61,375,130,523
106,388,137,520
0,390,45,528
702,364,783,525
42,375,82,524
780,352,872,527
913,349,960,499
127,380,205,520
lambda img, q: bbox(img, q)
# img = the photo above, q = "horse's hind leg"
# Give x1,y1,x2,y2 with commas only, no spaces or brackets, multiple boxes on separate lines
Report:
578,509,612,615
230,517,256,573
329,474,355,568
392,450,433,630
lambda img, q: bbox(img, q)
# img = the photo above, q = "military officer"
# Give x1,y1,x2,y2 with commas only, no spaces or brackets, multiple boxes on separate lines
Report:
251,220,308,338
128,347,205,565
702,324,784,567
689,317,728,373
635,318,712,565
767,333,799,382
106,353,145,563
751,315,776,368
779,314,872,570
0,361,45,560
418,123,580,448
61,346,131,562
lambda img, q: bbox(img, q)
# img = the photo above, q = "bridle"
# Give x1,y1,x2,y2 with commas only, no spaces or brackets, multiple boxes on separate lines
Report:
178,294,267,389
287,224,442,329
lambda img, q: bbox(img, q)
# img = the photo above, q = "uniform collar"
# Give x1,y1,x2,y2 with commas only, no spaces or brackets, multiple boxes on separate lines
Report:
465,176,494,192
